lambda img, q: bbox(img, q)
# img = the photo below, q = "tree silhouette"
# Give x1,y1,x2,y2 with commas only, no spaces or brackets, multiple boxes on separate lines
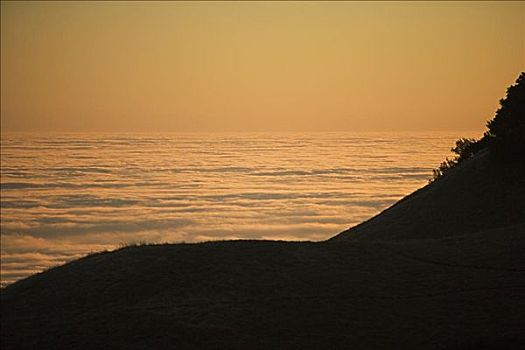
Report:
485,72,525,159
432,71,525,181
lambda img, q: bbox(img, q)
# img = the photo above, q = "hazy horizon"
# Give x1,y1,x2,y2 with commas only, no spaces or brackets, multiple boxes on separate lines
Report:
2,1,523,132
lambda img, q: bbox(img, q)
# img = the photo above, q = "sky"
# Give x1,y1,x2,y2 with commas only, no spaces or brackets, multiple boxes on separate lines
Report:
1,1,524,132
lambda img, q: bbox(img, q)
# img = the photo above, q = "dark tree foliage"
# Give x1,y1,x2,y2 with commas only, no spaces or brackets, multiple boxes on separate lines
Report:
432,72,525,181
485,72,525,158
432,157,458,181
452,138,479,162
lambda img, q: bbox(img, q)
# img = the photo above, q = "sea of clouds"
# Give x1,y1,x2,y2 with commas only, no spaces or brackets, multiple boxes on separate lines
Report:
0,131,477,285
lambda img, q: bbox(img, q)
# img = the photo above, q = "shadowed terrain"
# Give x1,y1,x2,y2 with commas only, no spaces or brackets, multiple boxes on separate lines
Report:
332,151,525,241
2,150,524,349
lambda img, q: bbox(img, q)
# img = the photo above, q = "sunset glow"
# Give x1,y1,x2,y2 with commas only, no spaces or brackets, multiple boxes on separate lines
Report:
2,1,523,132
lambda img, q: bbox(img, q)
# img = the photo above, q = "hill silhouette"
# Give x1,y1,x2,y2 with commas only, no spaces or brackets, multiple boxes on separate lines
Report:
331,150,525,242
2,74,525,349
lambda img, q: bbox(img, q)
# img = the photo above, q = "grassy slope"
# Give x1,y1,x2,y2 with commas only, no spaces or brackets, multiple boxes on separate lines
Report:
332,151,525,241
2,153,525,350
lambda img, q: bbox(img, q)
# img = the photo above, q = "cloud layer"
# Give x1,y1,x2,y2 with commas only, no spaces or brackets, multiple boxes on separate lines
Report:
0,132,478,285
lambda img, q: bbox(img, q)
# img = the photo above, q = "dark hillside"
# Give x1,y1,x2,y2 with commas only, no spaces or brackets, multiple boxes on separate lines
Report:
2,228,525,350
331,151,525,242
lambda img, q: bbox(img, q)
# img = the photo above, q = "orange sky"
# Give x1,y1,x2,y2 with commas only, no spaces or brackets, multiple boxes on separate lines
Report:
1,1,524,132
